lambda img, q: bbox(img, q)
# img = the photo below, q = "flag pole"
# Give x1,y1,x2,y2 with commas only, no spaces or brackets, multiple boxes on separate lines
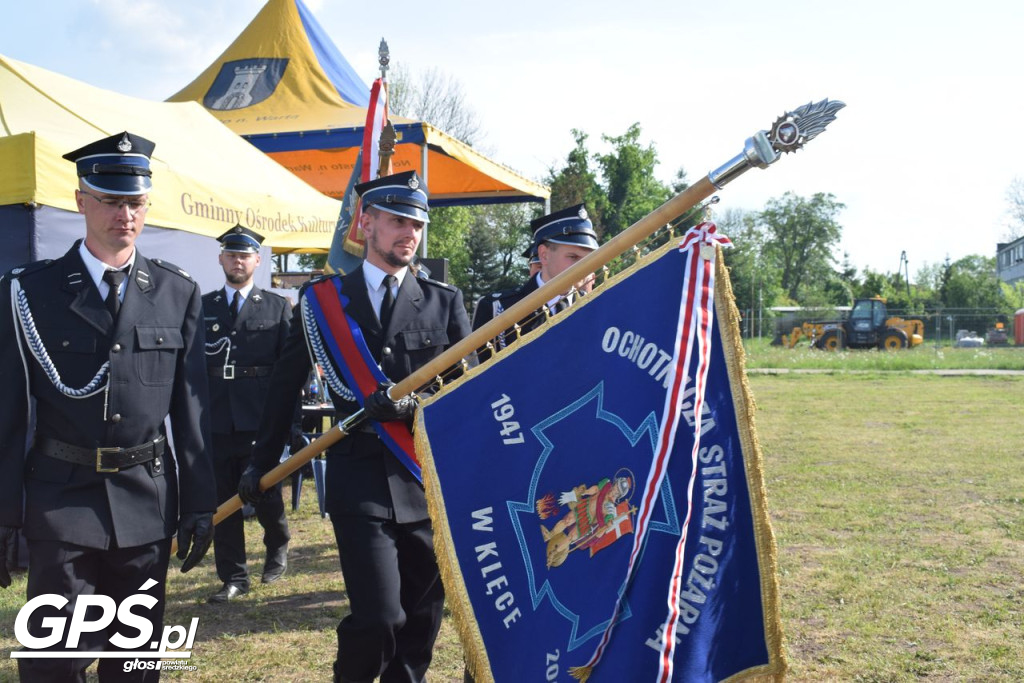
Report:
204,99,845,532
377,38,397,179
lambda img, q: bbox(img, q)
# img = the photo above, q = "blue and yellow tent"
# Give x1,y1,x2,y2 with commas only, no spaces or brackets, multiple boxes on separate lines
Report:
0,53,343,287
167,0,549,207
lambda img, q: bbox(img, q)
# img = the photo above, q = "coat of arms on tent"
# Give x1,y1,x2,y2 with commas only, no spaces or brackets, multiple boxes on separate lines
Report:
204,58,290,110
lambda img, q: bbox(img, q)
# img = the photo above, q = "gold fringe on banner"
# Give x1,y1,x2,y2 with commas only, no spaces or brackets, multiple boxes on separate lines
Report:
415,236,786,682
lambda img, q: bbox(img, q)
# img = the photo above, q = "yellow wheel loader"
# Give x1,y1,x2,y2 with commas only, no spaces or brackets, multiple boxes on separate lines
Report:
781,297,924,351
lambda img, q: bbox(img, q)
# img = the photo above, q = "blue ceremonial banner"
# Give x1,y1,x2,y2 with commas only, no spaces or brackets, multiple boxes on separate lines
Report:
415,235,784,682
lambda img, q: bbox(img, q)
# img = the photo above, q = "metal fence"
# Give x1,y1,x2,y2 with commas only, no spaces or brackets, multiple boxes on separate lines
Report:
735,306,1017,346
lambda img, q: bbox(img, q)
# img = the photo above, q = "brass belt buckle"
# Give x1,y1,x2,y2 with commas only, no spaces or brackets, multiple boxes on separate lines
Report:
223,365,235,380
96,447,121,473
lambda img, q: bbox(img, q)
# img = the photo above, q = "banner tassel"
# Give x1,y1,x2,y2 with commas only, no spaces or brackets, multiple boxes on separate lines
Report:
568,665,592,682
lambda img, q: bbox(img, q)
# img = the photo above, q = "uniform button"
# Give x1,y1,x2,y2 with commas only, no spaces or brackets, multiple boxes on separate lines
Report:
62,340,70,347
110,414,122,423
111,343,122,353
425,338,431,345
231,331,237,336
156,337,164,345
383,346,392,356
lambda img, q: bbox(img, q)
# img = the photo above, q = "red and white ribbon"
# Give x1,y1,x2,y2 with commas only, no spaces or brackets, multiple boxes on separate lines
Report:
571,222,732,682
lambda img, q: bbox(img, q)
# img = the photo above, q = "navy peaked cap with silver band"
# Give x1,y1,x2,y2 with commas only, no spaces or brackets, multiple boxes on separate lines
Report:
521,240,540,261
355,170,430,224
530,203,599,250
217,224,265,253
62,131,155,196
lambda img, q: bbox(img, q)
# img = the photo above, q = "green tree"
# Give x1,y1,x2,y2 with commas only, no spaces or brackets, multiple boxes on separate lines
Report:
596,123,672,238
425,206,473,288
462,219,503,307
836,253,861,303
295,252,327,272
913,262,945,308
717,207,781,337
941,255,1004,310
483,203,533,287
1000,280,1024,312
856,268,892,301
546,129,609,230
671,167,690,194
758,192,845,302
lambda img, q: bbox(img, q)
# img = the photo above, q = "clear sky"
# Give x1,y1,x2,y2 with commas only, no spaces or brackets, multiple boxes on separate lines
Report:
3,0,1021,276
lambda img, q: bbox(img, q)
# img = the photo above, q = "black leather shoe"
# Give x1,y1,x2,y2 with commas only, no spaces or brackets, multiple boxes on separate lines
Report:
207,583,248,604
261,545,288,584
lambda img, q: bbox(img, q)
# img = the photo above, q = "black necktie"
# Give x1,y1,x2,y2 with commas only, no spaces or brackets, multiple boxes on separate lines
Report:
102,268,128,319
380,275,396,330
230,290,242,320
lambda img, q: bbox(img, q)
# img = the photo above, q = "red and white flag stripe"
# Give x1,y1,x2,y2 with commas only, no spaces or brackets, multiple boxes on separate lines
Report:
572,223,732,682
360,78,390,182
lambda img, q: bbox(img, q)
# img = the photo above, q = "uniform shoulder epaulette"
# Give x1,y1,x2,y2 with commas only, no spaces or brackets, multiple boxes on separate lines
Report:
260,288,291,304
492,288,518,300
474,288,514,309
4,259,55,281
151,258,194,281
417,276,456,292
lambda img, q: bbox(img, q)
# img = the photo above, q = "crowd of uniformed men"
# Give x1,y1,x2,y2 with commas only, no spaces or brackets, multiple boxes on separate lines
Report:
0,131,598,683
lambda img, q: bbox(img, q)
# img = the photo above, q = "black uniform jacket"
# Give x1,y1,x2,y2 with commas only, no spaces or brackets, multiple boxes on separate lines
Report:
470,275,543,361
0,242,215,549
202,286,292,434
251,267,472,522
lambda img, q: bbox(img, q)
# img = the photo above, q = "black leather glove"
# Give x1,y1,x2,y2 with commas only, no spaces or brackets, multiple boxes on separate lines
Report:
176,512,213,573
0,526,16,588
363,381,417,422
238,465,270,505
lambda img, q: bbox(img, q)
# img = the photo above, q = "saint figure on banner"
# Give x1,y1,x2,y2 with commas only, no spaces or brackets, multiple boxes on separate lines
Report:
536,469,636,568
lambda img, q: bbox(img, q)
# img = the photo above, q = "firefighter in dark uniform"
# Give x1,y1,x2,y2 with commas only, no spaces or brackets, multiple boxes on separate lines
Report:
471,204,599,354
0,132,215,682
203,225,291,603
238,171,473,683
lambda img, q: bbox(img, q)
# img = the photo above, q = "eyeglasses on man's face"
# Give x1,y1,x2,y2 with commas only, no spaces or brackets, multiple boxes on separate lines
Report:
79,189,150,215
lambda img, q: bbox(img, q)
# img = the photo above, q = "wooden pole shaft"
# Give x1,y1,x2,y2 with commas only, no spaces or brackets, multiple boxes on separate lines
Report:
171,421,354,555
173,97,847,557
390,176,718,398
173,177,719,557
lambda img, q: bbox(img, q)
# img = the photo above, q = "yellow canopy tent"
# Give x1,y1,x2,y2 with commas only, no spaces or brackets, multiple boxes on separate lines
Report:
166,0,549,207
0,53,342,252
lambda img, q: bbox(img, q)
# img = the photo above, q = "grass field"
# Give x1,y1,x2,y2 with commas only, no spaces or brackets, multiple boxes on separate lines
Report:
744,337,1024,372
2,365,1022,680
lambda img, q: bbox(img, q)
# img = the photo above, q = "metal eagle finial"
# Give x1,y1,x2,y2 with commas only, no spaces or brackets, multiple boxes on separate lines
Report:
378,38,390,79
708,97,845,189
768,99,846,154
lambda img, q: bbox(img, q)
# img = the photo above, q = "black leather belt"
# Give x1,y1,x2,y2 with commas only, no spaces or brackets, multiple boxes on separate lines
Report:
208,365,273,380
35,435,165,473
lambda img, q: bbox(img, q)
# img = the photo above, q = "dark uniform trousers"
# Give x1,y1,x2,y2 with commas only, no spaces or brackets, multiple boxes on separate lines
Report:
250,268,472,683
0,242,215,682
202,286,292,588
19,539,171,683
211,431,288,588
